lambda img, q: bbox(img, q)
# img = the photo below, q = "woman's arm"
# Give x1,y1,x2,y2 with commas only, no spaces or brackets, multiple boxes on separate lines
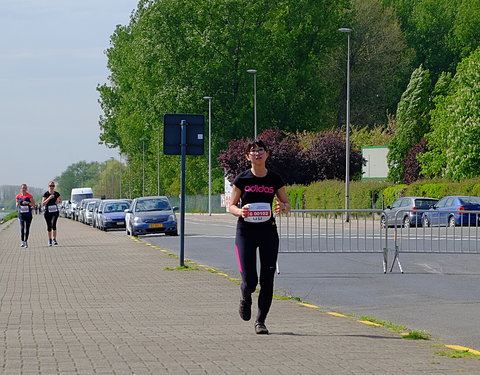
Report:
274,187,291,214
228,186,249,218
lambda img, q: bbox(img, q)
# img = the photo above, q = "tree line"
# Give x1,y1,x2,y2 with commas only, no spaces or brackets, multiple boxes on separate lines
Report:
94,0,480,195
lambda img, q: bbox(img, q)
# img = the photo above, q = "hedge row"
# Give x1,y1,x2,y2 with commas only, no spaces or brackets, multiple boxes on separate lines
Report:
287,178,480,210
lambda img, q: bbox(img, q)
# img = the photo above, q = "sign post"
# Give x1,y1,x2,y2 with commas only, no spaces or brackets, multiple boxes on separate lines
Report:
163,114,204,267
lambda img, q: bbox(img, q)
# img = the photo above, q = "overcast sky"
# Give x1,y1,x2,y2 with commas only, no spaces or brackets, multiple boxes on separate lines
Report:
0,0,138,189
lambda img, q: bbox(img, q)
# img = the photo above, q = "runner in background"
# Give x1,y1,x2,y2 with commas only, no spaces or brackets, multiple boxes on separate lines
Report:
229,139,290,334
41,181,62,246
16,184,36,248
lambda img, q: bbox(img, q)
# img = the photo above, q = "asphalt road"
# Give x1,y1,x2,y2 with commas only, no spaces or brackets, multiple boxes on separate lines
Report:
111,213,480,351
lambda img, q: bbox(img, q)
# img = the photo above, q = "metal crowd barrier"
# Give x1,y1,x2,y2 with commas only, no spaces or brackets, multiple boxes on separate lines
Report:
389,209,480,273
276,208,480,274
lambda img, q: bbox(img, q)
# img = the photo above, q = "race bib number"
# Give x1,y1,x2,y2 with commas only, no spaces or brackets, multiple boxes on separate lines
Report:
48,205,58,213
244,202,272,223
20,205,30,213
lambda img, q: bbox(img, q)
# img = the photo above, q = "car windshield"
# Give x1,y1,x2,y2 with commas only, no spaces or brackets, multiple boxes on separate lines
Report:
136,199,171,212
459,197,480,205
414,199,438,208
104,202,130,213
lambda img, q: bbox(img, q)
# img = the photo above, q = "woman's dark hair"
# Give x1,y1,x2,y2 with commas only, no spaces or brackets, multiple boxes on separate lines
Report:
245,139,268,154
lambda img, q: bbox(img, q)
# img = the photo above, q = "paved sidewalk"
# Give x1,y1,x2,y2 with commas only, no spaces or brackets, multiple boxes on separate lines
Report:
0,217,479,374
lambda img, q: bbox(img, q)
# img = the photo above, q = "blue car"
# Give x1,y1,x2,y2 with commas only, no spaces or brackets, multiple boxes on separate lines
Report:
125,196,178,237
97,200,131,231
422,196,480,227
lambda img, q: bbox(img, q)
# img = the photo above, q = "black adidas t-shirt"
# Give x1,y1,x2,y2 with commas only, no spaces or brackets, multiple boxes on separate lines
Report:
43,191,61,213
233,169,284,225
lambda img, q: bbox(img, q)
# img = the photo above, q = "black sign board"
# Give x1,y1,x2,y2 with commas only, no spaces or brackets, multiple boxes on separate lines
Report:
163,114,204,155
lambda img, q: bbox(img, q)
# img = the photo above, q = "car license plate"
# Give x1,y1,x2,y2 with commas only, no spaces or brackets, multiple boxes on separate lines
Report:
117,221,125,225
149,223,163,228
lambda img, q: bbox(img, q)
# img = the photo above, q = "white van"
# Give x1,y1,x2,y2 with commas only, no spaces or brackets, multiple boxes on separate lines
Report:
68,188,94,220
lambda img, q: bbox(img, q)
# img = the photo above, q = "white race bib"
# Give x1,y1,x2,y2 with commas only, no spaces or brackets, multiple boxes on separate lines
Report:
244,202,272,223
47,205,58,213
20,205,30,213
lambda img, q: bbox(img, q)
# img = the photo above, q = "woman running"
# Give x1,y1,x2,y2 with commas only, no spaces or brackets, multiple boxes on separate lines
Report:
41,181,62,246
229,139,290,334
16,184,36,248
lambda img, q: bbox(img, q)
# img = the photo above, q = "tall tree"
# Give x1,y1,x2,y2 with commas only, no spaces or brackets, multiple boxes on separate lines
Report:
98,0,350,195
339,0,413,126
419,48,480,180
387,65,431,182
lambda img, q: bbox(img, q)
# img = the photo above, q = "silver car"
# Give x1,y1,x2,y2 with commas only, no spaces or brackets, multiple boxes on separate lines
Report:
381,196,438,228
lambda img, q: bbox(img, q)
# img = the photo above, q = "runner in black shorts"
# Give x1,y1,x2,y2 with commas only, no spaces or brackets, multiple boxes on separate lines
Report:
229,139,290,334
41,181,62,247
16,184,36,248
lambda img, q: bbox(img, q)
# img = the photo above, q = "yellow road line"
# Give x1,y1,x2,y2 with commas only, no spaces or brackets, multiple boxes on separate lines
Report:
358,320,382,327
327,312,347,318
445,345,480,355
298,303,319,309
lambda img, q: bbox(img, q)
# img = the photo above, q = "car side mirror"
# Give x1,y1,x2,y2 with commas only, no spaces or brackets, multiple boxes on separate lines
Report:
386,205,391,209
125,209,132,213
173,207,179,211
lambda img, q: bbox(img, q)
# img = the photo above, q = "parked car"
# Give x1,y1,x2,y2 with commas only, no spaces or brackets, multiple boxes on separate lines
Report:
78,198,101,224
422,196,480,227
91,200,102,228
96,199,131,231
125,196,178,237
381,197,438,228
84,201,97,226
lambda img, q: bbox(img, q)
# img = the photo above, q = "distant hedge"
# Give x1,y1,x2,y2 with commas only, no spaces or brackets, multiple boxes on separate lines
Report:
287,177,480,210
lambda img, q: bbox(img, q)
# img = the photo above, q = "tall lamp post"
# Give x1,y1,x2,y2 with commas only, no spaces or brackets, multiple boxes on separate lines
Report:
246,69,257,138
155,127,160,196
339,27,352,222
203,96,213,216
141,137,145,196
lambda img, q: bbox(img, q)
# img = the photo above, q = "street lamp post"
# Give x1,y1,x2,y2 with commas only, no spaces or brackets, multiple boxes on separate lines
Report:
246,69,257,138
203,96,213,216
156,127,160,196
141,137,145,196
339,27,352,222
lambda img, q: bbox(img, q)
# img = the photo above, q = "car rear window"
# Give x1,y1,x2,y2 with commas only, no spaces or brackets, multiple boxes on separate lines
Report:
414,199,438,208
459,197,480,205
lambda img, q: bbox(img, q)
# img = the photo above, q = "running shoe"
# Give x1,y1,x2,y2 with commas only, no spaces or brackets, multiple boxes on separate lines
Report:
255,322,269,335
239,296,252,321
53,239,58,245
20,242,25,248
24,241,28,248
48,240,52,247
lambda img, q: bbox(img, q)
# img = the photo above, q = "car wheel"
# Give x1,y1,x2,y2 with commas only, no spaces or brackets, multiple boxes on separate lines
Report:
380,215,386,228
166,230,178,236
422,215,430,227
448,216,456,227
403,216,411,228
126,224,131,236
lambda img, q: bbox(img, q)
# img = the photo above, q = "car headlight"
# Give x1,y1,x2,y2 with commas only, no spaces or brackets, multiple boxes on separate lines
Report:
168,214,176,222
104,217,112,222
134,216,144,223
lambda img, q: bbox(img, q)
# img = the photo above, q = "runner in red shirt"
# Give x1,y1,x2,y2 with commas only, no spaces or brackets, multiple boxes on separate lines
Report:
16,184,36,248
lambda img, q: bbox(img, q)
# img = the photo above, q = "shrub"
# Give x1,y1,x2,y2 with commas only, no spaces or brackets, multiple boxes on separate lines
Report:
403,138,428,184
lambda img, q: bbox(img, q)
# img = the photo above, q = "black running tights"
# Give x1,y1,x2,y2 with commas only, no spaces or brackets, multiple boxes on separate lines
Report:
234,222,279,323
19,214,33,241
